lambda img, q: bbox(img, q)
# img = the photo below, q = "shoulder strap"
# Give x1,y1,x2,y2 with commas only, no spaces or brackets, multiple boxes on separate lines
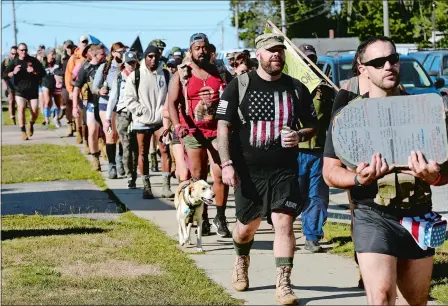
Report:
116,73,123,101
177,63,192,114
348,76,359,95
163,69,170,86
237,72,250,124
135,68,140,100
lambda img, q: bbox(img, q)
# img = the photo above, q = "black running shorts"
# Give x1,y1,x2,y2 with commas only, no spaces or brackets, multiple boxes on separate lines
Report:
235,167,302,225
353,205,435,259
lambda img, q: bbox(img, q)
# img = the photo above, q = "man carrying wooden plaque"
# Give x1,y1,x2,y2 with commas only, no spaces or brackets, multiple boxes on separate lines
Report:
323,36,448,306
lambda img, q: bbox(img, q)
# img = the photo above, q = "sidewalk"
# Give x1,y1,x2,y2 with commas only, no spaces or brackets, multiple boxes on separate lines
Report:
34,125,366,305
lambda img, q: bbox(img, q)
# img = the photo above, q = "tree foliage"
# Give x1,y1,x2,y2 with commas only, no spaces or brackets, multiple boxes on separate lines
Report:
230,0,448,48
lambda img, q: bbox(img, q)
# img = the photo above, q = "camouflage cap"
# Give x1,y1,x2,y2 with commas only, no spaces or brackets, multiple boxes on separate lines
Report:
255,33,286,50
149,39,166,49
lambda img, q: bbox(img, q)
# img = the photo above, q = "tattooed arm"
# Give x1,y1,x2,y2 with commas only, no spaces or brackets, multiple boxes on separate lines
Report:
218,120,239,187
217,120,232,163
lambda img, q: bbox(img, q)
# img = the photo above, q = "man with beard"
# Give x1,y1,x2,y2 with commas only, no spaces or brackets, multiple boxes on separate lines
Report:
297,44,335,253
215,33,317,304
168,33,232,237
323,36,448,305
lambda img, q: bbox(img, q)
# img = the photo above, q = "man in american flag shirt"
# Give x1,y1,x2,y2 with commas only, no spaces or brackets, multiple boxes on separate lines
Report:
216,33,317,304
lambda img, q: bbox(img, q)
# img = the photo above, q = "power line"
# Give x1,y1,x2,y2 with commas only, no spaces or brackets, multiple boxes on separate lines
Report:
7,1,230,12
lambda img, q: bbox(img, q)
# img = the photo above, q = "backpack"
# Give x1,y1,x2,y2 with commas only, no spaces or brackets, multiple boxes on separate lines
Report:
177,62,228,114
134,67,170,99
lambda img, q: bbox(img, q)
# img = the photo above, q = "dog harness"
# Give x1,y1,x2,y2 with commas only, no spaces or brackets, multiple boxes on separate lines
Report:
181,184,203,224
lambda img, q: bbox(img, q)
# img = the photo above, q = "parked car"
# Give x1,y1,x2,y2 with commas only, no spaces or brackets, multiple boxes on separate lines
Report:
408,51,431,65
422,51,448,87
317,54,446,96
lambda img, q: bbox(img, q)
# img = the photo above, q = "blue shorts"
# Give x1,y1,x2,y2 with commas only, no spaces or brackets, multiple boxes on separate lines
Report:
86,102,95,113
99,103,107,112
38,86,43,93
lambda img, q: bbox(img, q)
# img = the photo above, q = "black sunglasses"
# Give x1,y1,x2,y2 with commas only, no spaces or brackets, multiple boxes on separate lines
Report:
362,53,400,69
114,49,126,55
147,54,159,59
81,40,88,44
18,49,27,52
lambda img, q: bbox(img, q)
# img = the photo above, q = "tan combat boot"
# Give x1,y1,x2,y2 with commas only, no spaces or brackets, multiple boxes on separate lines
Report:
276,266,298,305
27,121,34,137
66,121,74,137
232,256,250,291
21,131,29,141
92,152,101,171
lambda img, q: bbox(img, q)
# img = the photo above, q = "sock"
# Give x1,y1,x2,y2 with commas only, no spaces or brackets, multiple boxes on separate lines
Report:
275,257,294,268
216,205,226,218
162,172,170,178
106,144,116,164
20,126,26,132
92,151,101,158
233,239,254,256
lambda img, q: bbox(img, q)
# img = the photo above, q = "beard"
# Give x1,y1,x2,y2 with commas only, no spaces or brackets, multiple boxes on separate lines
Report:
372,71,400,91
260,56,285,76
192,53,210,68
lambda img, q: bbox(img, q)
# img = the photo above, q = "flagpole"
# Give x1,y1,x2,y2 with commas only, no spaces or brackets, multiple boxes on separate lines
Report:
267,20,339,91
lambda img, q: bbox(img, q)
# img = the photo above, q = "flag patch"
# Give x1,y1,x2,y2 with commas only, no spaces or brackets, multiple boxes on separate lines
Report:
217,100,228,115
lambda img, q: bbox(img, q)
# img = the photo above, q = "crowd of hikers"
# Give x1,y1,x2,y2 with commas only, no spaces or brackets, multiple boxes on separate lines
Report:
2,32,447,306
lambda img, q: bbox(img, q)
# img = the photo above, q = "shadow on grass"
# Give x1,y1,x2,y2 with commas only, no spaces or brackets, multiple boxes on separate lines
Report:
323,235,353,250
1,227,109,240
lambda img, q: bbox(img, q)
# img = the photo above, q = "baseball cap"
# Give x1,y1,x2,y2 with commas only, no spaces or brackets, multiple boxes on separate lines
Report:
189,33,209,46
255,33,286,50
124,51,138,63
299,44,317,57
167,57,181,68
80,36,89,43
149,39,166,49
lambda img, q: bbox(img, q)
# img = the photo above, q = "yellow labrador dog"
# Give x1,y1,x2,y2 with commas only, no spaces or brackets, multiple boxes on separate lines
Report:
175,179,215,252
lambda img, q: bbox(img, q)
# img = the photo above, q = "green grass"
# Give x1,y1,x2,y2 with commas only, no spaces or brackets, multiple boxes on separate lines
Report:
323,222,448,304
1,213,242,305
2,109,56,129
1,144,106,189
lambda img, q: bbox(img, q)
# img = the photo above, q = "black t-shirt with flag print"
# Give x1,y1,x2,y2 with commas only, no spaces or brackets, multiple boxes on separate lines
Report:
216,70,316,174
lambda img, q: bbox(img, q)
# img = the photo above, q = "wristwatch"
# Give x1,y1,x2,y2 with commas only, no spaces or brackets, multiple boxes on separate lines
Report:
221,160,233,169
297,131,304,142
354,175,363,187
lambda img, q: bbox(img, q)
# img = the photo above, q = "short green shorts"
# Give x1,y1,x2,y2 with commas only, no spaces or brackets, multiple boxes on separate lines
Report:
183,135,216,149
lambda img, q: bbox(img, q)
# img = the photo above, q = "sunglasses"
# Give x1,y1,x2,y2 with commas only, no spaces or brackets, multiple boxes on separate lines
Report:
114,49,126,55
147,54,159,59
81,40,88,44
362,53,400,69
18,49,27,52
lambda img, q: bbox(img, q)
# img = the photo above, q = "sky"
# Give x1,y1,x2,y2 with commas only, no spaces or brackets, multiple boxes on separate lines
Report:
1,0,240,55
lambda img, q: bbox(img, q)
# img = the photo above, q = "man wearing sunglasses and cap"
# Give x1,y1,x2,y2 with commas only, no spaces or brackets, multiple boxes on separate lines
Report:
216,33,317,304
323,36,448,306
125,44,173,199
168,32,232,238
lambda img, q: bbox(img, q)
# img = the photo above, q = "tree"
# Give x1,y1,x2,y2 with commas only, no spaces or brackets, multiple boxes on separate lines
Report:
230,0,280,48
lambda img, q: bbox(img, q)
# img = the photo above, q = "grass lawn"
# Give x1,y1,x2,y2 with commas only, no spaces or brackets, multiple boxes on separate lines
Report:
323,222,448,304
2,109,56,129
1,213,242,305
1,144,105,189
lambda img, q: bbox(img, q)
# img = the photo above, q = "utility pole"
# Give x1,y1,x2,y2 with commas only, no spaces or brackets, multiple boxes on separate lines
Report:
12,0,18,46
383,0,390,37
234,1,239,48
281,0,287,35
432,2,436,49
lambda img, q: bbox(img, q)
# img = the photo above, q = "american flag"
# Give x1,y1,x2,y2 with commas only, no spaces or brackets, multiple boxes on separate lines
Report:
248,90,294,148
400,211,446,250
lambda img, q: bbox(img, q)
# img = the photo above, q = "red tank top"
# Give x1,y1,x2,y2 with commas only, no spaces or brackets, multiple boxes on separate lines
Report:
180,68,225,138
